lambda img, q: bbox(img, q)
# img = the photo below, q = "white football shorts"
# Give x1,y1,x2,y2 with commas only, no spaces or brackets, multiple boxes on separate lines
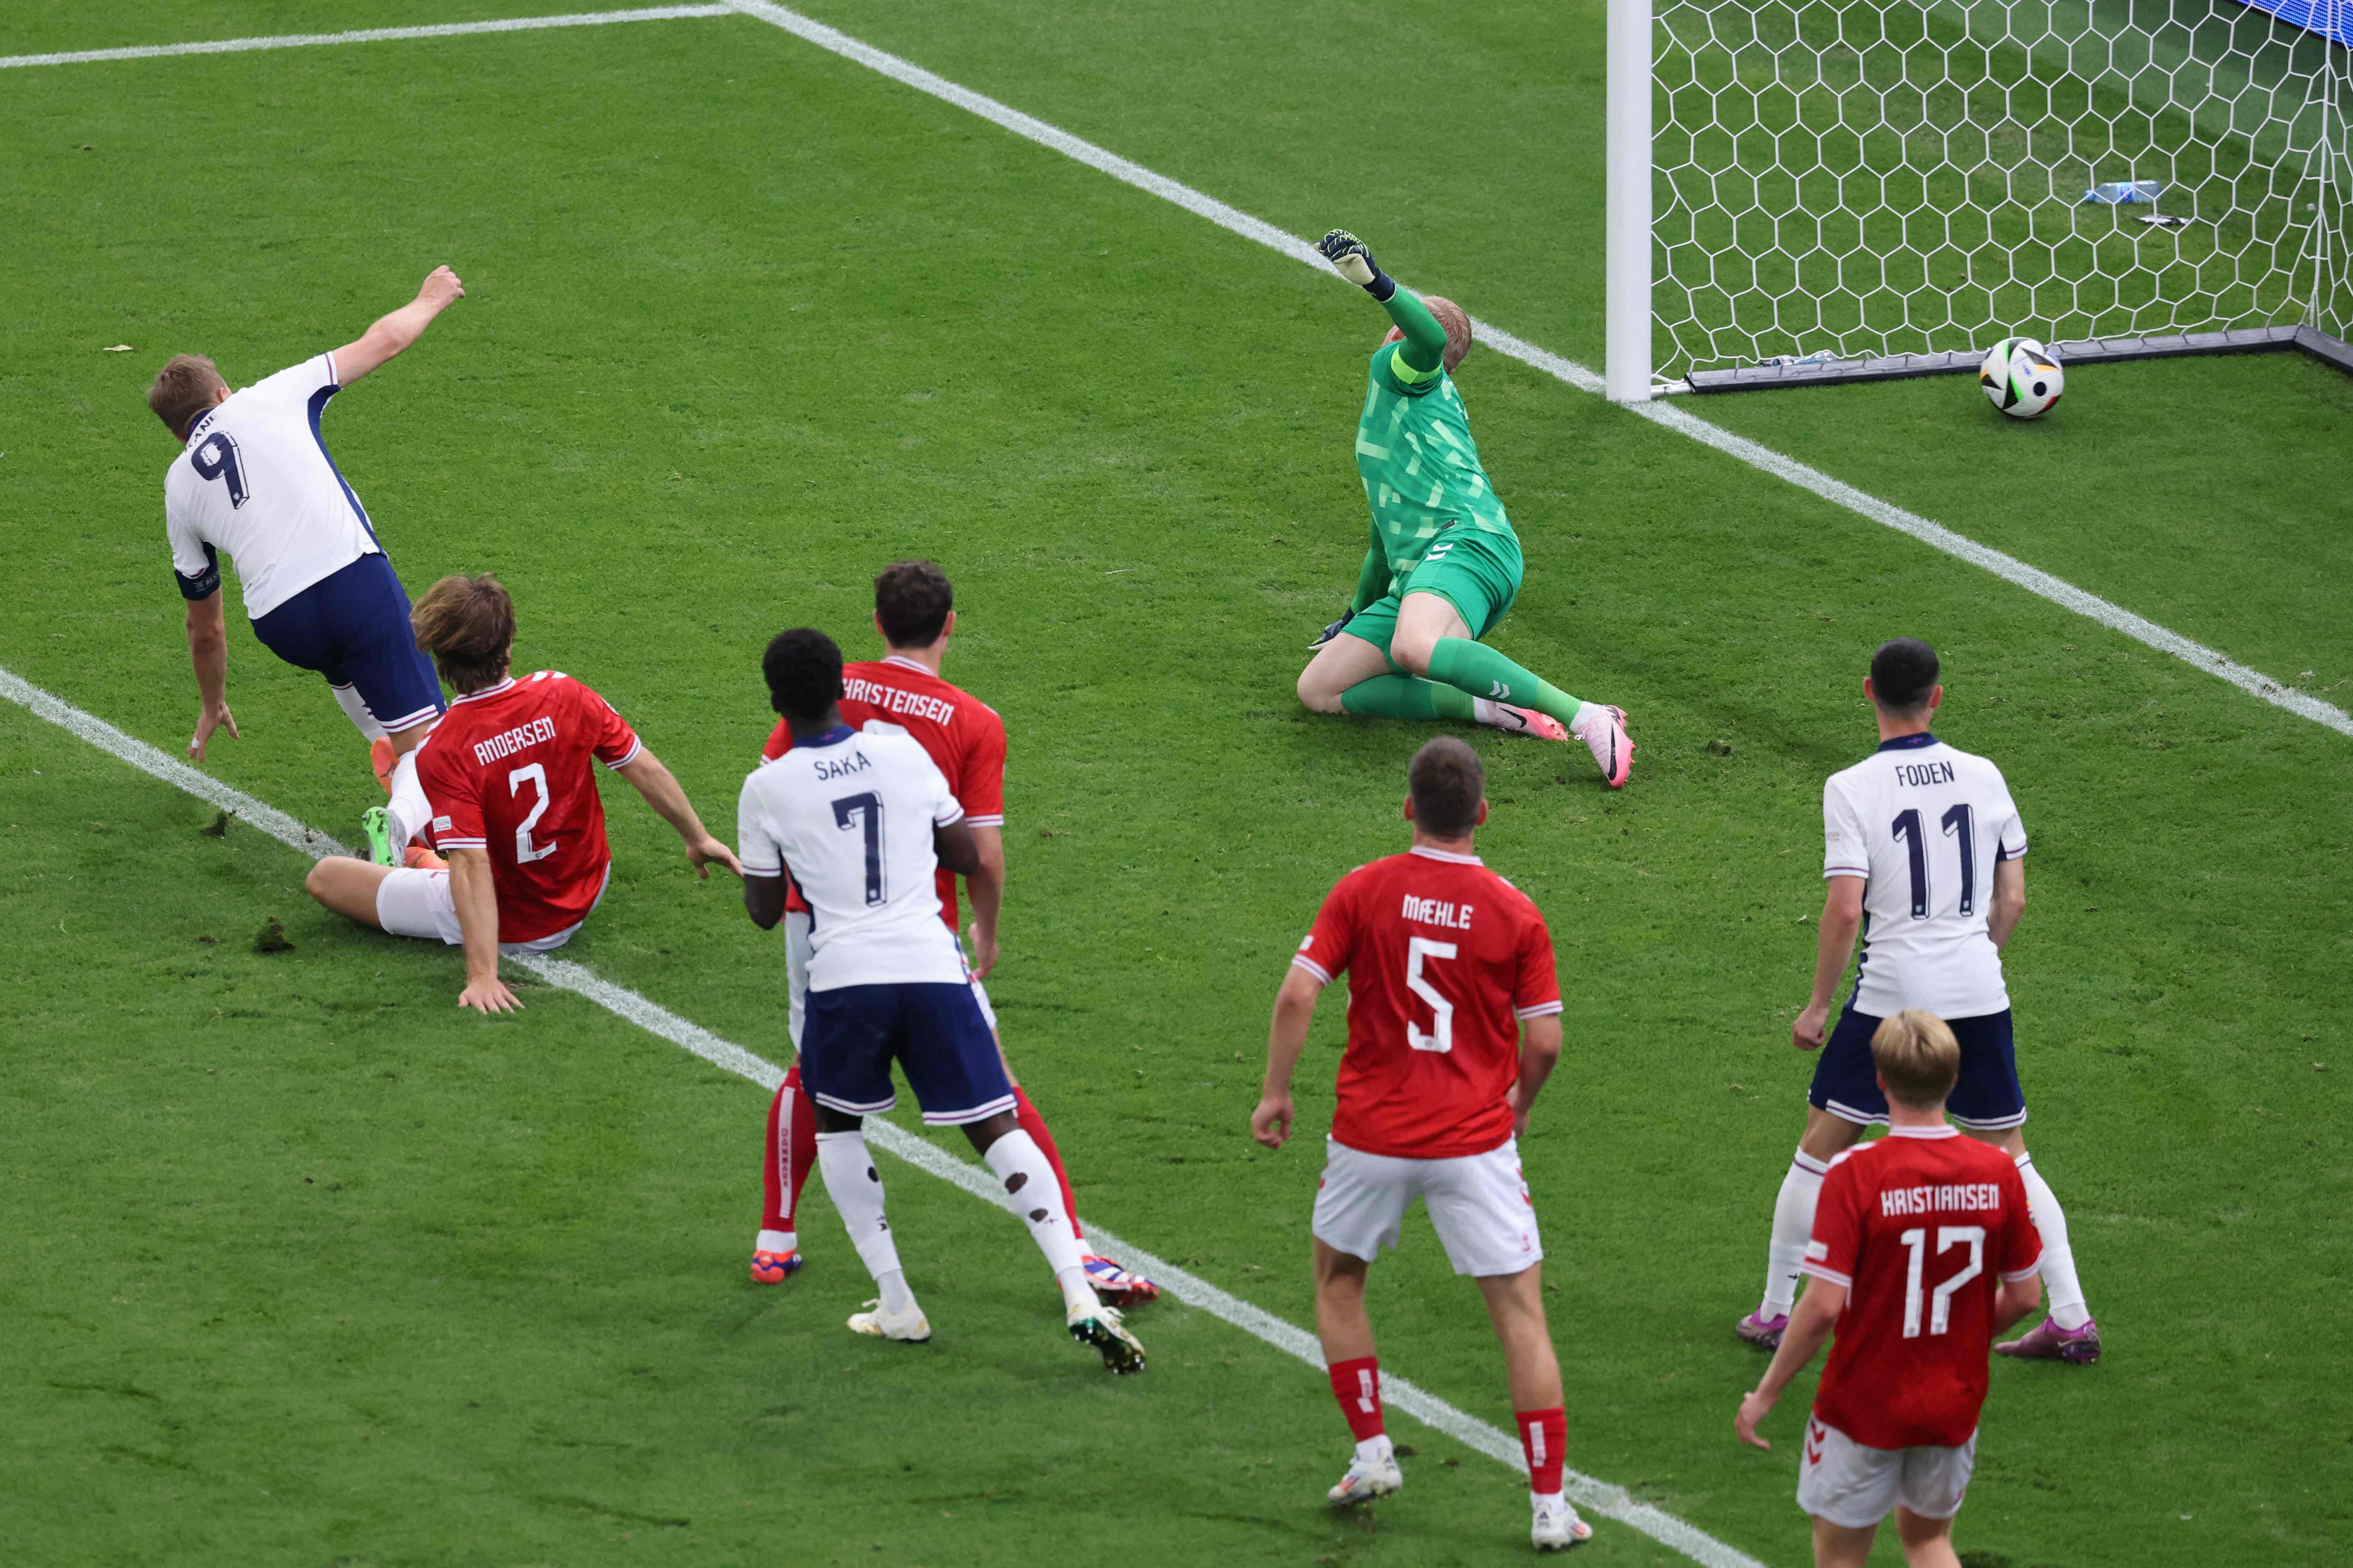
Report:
1794,1417,1976,1528
784,907,995,1053
373,866,598,955
1312,1137,1542,1278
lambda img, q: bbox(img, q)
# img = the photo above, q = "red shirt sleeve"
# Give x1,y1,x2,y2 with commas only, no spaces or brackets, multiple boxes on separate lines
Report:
1512,897,1562,1020
1293,870,1362,987
418,738,487,852
959,705,1007,827
1801,1155,1863,1289
577,683,640,769
761,717,792,764
1995,1162,2045,1281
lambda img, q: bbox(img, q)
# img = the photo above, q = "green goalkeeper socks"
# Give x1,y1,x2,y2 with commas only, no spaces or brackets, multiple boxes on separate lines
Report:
1339,676,1480,722
1424,637,1585,727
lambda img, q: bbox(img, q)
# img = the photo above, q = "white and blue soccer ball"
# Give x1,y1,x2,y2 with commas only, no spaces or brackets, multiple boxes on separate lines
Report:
1979,337,2064,419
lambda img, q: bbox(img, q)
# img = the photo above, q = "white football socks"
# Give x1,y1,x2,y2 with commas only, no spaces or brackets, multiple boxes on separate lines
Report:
1761,1150,1830,1318
816,1130,910,1295
1357,1434,1395,1467
755,1229,797,1254
385,747,434,852
330,681,388,744
981,1129,1099,1313
2015,1150,2091,1329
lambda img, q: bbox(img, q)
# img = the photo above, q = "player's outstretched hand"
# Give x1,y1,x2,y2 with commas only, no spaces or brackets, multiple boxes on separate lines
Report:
189,700,240,763
1308,609,1356,650
1734,1388,1777,1450
1250,1091,1294,1150
687,834,744,880
1316,229,1380,289
1791,1002,1830,1052
967,925,999,981
458,975,523,1015
418,265,466,310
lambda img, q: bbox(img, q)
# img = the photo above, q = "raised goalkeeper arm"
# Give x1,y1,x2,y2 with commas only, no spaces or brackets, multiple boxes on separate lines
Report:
1317,229,1448,374
1351,526,1389,612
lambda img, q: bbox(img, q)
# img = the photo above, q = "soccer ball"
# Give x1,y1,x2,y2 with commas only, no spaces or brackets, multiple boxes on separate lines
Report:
1979,337,2064,419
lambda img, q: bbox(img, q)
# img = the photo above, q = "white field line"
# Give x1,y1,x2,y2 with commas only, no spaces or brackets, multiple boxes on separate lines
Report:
0,6,731,71
723,0,2352,742
0,662,1770,1568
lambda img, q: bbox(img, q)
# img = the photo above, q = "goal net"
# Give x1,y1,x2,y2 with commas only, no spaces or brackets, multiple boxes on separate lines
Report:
1611,0,2353,393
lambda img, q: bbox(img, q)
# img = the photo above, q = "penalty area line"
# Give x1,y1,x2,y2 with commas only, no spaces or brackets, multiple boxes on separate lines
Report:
0,6,735,71
721,0,2352,743
0,663,1772,1568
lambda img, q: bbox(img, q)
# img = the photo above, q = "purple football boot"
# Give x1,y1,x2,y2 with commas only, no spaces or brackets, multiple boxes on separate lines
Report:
1736,1310,1788,1350
1997,1315,2102,1364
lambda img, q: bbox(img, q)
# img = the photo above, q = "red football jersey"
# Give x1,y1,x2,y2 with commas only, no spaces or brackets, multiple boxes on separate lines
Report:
1803,1126,2043,1449
415,671,641,944
761,655,1006,930
1293,846,1562,1160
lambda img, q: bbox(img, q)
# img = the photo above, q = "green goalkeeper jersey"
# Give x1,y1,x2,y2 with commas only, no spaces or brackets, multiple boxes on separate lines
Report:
1355,342,1515,592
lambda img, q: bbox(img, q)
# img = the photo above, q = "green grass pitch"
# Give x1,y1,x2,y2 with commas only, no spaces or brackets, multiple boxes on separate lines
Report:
2,3,2349,1565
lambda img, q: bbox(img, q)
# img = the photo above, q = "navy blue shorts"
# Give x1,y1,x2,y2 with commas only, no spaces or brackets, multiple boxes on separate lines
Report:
1809,1004,2027,1130
800,981,1015,1126
251,553,444,733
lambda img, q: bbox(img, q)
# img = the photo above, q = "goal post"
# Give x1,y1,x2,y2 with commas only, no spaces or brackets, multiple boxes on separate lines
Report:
1605,0,2353,398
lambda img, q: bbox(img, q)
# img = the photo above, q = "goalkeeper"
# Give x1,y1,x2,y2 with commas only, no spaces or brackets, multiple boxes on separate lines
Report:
1296,230,1632,788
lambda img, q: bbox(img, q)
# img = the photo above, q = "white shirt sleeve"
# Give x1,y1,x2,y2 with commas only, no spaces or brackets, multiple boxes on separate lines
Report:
246,352,340,413
737,772,785,879
1823,776,1868,880
921,749,964,828
1994,779,2028,860
164,484,220,595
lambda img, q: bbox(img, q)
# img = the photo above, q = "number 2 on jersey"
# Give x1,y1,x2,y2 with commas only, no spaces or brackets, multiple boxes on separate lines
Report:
1403,936,1458,1053
509,763,557,863
1890,804,1977,918
831,791,884,905
1897,1225,1985,1337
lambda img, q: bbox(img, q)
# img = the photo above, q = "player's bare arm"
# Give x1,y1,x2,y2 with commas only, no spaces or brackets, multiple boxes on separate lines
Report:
1507,1013,1564,1140
1735,1279,1844,1448
1987,858,2026,951
1251,964,1323,1149
447,846,521,1015
184,589,239,762
613,749,743,879
332,265,465,384
934,817,981,879
1793,875,1865,1049
741,871,787,930
963,825,1004,980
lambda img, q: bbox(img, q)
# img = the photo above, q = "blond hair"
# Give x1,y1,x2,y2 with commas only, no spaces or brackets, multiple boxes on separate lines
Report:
410,574,515,694
1871,1009,1961,1110
1420,294,1475,373
147,353,227,439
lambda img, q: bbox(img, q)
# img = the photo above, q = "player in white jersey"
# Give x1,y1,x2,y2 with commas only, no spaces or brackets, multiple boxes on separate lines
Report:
147,265,466,868
1737,638,2099,1364
735,629,1146,1374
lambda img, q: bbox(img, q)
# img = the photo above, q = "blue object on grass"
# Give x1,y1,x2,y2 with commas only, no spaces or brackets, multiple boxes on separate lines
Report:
2082,180,2164,204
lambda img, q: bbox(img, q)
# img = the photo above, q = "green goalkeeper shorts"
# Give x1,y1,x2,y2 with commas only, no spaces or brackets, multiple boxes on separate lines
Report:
1344,526,1523,665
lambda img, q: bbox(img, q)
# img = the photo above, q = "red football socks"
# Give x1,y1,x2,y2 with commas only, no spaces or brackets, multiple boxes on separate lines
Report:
761,1066,818,1239
1014,1087,1084,1243
1517,1408,1566,1496
1329,1356,1385,1441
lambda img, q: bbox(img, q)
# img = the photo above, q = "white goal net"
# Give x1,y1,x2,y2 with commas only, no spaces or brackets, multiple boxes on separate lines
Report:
1622,0,2353,391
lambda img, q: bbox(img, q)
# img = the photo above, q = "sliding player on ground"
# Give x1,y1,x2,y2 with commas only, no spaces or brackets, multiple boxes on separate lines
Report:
746,562,1156,1305
149,266,468,864
738,629,1145,1372
1253,738,1591,1550
1736,1011,2044,1568
304,574,740,1012
1737,638,2098,1363
1295,229,1633,788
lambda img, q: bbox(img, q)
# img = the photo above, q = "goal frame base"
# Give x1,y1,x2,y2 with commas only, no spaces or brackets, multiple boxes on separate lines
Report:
1672,324,2353,394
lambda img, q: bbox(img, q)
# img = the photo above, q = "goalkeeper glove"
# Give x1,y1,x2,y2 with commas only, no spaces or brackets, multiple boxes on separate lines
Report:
1308,608,1357,649
1317,229,1397,303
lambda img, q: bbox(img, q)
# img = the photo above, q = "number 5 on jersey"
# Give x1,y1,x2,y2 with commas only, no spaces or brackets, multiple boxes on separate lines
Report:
1405,936,1457,1053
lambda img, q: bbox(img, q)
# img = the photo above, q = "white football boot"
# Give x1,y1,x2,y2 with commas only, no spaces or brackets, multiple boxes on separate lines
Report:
847,1298,931,1343
1531,1493,1594,1550
1326,1448,1404,1506
1570,702,1633,788
1067,1300,1147,1374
